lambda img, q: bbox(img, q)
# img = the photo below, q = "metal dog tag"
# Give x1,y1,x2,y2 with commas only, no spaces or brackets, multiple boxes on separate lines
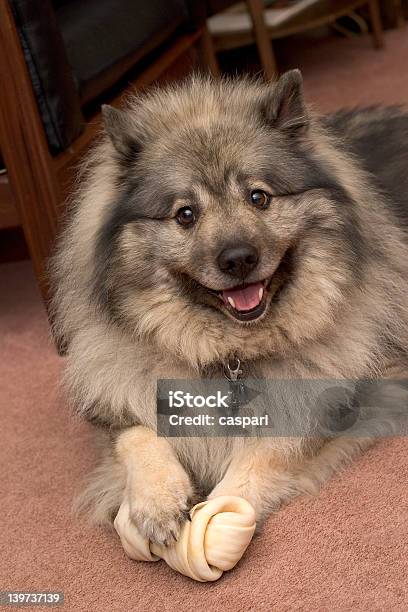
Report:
224,359,246,414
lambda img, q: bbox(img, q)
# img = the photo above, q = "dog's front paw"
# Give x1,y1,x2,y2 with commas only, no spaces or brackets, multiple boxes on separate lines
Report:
131,500,190,547
128,474,193,546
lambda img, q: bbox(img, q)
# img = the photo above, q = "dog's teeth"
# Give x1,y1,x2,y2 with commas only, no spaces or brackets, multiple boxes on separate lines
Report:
259,287,264,301
227,296,236,309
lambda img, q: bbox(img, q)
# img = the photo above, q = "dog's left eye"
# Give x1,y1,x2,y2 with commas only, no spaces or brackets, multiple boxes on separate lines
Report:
176,206,196,227
250,190,270,209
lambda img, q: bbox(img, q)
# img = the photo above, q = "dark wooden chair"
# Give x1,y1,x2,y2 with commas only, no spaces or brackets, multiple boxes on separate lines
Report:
208,0,384,79
0,0,218,307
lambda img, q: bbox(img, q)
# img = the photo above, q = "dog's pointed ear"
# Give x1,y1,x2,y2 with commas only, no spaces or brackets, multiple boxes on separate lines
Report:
102,105,140,158
261,69,308,133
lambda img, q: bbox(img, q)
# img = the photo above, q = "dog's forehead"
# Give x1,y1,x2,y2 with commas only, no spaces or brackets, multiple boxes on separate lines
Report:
153,122,278,192
142,108,331,200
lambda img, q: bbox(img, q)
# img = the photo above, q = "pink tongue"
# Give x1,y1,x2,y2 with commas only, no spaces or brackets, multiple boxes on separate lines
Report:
223,282,263,312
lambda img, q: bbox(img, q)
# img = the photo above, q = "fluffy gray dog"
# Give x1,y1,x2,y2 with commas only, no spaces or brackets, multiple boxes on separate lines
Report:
51,71,408,546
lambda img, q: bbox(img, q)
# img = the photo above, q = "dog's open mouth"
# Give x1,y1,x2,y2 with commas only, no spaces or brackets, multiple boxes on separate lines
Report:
181,249,293,324
211,278,272,322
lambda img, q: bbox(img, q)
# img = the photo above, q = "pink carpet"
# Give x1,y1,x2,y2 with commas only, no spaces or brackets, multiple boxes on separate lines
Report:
2,28,408,611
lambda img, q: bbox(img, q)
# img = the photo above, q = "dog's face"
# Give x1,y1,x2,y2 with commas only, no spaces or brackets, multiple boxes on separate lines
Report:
95,72,363,362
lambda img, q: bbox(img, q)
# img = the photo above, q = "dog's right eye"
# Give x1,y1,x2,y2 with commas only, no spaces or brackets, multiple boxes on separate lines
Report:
250,189,270,209
176,206,196,227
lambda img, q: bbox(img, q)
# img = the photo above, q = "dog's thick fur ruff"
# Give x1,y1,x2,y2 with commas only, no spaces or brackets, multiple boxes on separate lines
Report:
51,72,408,545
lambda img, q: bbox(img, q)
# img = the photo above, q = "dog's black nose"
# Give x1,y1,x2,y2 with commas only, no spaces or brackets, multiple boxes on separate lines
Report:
217,243,259,278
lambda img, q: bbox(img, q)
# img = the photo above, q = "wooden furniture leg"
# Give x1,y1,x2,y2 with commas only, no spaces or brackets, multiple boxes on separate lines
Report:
0,1,60,305
198,25,221,76
368,0,384,49
246,0,277,79
393,0,406,28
